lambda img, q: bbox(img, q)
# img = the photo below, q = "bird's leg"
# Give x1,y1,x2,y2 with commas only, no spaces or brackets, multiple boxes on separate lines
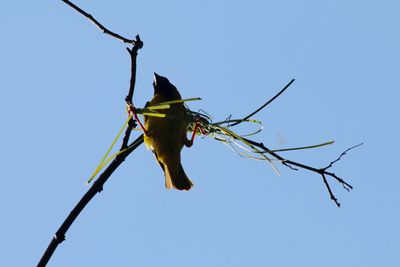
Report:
185,121,206,147
127,104,148,136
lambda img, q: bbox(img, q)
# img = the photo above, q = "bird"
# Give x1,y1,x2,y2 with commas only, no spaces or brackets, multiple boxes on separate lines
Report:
143,73,193,190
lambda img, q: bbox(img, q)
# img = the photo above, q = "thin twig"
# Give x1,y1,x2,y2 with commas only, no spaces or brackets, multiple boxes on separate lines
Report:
61,0,137,44
321,173,339,206
323,143,363,171
231,79,295,126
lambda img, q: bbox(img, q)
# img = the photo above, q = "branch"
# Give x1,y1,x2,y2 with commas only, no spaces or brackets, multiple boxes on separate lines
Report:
121,35,143,149
242,137,362,207
37,135,143,267
125,37,143,104
322,143,363,171
231,79,295,127
38,4,144,265
61,0,138,44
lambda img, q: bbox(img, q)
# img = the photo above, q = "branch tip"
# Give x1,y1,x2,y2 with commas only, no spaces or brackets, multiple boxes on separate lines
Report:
62,0,139,44
324,142,363,171
242,136,358,207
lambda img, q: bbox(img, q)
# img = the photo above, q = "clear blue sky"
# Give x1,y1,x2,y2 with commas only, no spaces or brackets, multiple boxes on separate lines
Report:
1,1,399,266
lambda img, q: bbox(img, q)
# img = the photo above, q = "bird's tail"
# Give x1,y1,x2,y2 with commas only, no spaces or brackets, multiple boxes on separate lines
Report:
165,163,193,191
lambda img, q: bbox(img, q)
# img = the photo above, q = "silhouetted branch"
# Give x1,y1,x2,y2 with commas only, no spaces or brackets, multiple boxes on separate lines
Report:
38,3,143,265
62,0,138,44
125,37,143,104
121,36,143,149
242,137,362,207
37,135,143,267
323,143,363,171
231,79,295,126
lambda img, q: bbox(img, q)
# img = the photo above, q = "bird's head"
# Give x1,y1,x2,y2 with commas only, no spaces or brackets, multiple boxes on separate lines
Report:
153,72,181,99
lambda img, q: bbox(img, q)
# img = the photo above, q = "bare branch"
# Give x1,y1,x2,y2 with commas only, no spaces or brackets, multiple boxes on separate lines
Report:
125,35,143,104
121,35,143,149
231,79,295,126
38,3,144,266
282,160,298,171
37,135,144,267
61,0,138,44
241,137,362,207
323,143,363,171
321,173,340,207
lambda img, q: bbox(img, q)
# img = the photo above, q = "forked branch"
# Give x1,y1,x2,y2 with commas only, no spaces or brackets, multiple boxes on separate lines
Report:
243,137,362,207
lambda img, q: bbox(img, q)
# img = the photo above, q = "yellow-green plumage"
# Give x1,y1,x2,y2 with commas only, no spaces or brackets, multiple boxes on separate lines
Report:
144,73,193,190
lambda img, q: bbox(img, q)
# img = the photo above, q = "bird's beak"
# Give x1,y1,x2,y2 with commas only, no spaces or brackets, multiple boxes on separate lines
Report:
153,72,160,86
